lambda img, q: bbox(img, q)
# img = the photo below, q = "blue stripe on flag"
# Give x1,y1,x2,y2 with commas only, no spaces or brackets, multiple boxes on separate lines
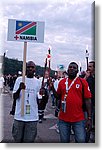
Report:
16,21,31,30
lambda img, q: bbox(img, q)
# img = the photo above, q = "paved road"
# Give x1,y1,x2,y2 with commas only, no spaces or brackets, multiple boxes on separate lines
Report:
0,88,95,143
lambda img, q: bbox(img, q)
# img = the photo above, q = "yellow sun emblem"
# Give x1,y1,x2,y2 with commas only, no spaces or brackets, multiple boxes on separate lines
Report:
18,23,23,27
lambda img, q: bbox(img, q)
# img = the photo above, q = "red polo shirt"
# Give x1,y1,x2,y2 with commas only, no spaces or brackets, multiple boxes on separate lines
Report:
57,77,91,122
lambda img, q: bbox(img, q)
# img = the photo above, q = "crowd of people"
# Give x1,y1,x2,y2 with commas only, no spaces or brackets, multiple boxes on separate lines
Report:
1,60,95,143
0,74,17,94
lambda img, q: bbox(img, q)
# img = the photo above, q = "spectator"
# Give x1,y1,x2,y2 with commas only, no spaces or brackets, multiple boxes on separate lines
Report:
84,61,95,142
0,74,5,94
38,70,49,123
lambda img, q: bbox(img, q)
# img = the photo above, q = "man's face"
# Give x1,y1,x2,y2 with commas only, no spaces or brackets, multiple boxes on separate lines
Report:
45,71,49,79
67,63,78,79
26,61,35,77
88,63,94,74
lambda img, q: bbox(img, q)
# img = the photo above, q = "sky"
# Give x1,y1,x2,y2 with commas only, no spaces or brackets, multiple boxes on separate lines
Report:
0,0,95,71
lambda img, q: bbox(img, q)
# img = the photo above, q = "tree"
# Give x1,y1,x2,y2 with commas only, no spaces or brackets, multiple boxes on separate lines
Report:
3,57,55,77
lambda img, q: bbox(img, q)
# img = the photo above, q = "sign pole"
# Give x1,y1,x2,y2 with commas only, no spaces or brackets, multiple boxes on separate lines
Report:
21,41,27,116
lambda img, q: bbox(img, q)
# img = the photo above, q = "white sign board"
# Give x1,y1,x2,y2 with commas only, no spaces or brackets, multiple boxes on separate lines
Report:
7,19,45,43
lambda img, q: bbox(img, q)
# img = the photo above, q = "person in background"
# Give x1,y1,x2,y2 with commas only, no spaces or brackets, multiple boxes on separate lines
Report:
50,78,56,108
84,61,95,142
0,74,5,94
38,70,49,123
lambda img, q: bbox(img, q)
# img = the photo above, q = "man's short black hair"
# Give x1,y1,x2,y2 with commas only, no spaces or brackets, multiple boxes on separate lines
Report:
69,62,78,70
26,61,36,68
89,61,95,68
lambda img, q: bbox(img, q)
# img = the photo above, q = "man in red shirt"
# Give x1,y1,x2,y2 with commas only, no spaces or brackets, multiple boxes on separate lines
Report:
50,62,92,143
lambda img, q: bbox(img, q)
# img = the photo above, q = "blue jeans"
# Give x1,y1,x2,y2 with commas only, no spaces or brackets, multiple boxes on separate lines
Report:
51,94,55,106
12,119,37,142
59,119,86,143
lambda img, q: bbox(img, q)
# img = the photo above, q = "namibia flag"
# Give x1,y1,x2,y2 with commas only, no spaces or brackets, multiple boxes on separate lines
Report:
16,21,36,35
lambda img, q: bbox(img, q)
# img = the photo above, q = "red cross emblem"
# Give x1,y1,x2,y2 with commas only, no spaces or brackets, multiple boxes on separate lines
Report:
14,35,19,40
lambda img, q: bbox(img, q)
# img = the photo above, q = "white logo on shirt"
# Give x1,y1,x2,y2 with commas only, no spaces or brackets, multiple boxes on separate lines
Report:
88,86,90,91
76,84,80,88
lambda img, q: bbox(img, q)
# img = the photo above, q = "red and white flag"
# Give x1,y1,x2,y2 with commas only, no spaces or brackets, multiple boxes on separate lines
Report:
47,54,51,60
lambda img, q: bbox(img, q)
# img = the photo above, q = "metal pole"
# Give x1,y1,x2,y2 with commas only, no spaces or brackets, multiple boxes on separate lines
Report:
48,48,51,77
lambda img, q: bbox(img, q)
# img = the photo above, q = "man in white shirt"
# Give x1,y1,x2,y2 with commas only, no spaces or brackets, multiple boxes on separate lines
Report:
12,61,40,142
0,75,4,94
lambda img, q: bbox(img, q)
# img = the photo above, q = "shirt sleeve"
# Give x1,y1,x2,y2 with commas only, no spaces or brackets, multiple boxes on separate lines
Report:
13,77,21,93
57,80,62,97
39,77,43,88
37,79,41,92
82,78,91,99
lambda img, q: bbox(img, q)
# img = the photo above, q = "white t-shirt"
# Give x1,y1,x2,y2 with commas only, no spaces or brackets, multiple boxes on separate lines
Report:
39,77,48,88
13,76,40,121
0,76,4,88
54,78,63,91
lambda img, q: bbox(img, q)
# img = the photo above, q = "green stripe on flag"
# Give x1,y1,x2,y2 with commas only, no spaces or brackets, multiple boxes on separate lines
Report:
21,26,36,35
